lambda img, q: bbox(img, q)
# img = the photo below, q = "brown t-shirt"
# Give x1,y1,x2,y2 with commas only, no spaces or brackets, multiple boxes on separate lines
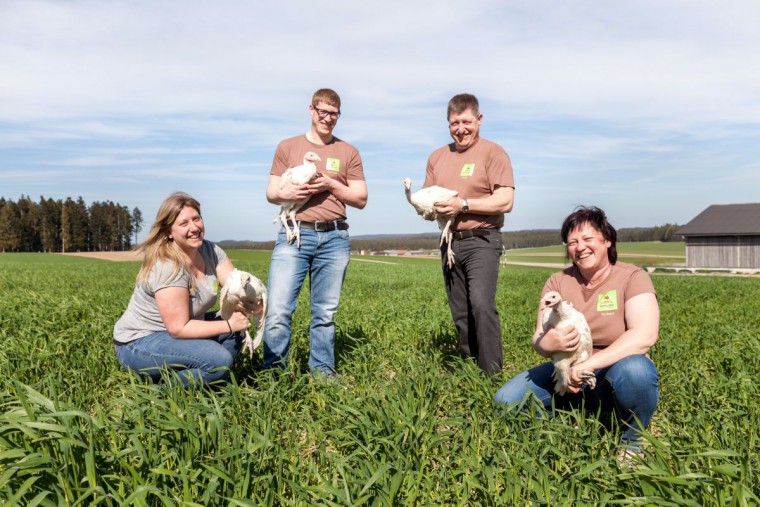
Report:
541,262,656,349
271,135,365,222
423,137,514,230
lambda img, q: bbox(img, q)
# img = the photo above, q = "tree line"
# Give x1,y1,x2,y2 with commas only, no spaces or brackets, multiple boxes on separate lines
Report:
499,224,682,250
347,224,682,252
217,223,683,253
0,196,143,253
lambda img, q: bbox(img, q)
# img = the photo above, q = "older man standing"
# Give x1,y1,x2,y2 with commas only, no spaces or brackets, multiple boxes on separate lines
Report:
263,88,367,378
423,93,515,374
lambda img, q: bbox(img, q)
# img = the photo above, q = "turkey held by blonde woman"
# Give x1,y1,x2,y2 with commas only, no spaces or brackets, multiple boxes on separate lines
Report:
219,269,267,359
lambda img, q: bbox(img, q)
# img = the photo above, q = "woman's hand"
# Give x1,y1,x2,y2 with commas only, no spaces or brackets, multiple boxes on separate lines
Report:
566,363,596,394
539,325,581,354
236,299,263,316
227,311,251,333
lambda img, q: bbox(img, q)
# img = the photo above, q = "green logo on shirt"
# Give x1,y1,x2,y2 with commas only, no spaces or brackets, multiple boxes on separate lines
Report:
460,163,475,177
326,158,340,172
597,290,618,312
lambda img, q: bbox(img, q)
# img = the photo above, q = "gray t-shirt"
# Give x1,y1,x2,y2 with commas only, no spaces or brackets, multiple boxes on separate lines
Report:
113,241,228,344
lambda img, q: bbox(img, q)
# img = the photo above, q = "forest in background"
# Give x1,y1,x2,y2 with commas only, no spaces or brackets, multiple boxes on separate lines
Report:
219,223,683,253
0,196,143,253
0,194,681,253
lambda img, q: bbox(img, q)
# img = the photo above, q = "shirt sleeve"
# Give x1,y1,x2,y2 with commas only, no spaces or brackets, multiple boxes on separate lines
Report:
346,149,366,181
210,241,227,267
270,142,289,177
423,154,437,188
487,148,515,190
625,268,656,300
147,261,189,295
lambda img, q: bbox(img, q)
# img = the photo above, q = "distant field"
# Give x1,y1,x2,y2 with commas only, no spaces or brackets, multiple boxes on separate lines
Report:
50,241,687,270
617,241,686,255
506,241,685,267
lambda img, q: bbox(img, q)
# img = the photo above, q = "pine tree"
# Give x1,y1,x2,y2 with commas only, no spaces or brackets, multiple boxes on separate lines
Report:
66,197,90,252
132,207,143,245
39,197,61,252
18,196,41,252
0,201,22,252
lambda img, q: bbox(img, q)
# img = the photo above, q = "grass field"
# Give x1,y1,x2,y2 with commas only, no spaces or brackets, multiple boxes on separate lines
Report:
0,249,758,506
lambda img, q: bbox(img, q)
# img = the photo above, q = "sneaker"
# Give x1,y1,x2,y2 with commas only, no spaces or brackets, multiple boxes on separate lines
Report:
617,447,645,469
312,370,338,381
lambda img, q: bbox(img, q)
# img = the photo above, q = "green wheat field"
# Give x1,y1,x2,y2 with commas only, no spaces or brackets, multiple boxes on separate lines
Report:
0,247,757,506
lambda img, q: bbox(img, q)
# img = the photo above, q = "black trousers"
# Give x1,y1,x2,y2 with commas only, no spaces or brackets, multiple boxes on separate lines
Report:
442,229,503,374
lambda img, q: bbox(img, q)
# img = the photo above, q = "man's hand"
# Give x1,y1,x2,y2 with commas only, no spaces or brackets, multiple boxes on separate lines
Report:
280,181,312,201
304,173,333,194
434,196,463,218
421,209,436,220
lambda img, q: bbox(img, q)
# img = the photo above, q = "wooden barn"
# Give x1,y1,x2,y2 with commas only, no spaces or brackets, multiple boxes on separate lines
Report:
676,203,760,269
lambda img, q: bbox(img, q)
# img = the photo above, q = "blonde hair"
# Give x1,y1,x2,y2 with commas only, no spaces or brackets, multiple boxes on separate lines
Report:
135,192,202,289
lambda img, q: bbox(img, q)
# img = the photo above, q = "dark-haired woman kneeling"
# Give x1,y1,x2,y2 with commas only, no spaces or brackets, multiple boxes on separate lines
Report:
495,206,660,460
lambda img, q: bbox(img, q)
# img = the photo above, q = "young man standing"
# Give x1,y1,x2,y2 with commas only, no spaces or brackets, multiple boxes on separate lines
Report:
423,93,515,375
263,88,367,378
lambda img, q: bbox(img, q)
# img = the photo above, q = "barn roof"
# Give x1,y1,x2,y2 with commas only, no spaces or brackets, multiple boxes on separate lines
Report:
677,203,760,236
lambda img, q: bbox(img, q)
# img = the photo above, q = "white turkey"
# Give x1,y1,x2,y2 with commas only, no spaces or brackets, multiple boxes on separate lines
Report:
402,177,459,267
541,291,596,395
275,151,321,246
219,269,268,359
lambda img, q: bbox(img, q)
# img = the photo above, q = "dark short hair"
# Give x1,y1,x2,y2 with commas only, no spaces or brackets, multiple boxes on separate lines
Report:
561,206,618,264
447,93,480,119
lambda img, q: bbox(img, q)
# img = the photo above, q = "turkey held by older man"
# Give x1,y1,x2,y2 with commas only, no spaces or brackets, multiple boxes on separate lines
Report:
403,177,459,267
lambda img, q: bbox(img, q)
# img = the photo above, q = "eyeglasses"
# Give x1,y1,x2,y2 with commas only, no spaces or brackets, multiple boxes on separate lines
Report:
313,105,341,120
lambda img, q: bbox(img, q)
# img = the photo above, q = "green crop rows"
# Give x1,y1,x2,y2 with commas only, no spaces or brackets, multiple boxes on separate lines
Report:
0,251,757,505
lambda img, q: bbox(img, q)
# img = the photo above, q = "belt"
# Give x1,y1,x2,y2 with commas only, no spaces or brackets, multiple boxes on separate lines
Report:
451,228,498,240
287,220,349,232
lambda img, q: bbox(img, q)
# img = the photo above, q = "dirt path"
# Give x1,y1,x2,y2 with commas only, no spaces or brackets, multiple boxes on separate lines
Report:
508,252,683,258
504,261,568,268
352,258,401,265
56,252,757,276
59,251,143,262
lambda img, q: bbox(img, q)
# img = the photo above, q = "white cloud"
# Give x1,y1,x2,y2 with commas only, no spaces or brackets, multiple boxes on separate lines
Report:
3,0,759,123
1,0,759,241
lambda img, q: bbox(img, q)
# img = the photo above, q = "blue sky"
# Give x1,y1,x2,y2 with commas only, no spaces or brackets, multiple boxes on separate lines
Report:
2,0,759,242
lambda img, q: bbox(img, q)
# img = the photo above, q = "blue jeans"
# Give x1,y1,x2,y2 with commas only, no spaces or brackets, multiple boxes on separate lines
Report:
262,225,350,375
115,314,242,387
494,355,659,447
